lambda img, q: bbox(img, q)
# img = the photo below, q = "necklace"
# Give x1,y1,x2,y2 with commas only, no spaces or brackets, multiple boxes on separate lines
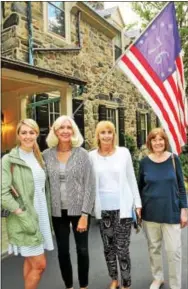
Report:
98,148,114,158
57,148,71,153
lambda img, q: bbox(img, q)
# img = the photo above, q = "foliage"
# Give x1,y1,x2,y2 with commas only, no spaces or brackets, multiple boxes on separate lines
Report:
124,134,139,179
26,106,32,118
179,143,188,183
131,2,188,93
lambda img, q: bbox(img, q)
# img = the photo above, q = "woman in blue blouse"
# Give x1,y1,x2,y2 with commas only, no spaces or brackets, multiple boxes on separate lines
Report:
138,128,188,289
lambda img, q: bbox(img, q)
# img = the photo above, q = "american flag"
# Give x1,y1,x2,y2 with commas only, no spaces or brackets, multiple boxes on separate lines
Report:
118,2,187,154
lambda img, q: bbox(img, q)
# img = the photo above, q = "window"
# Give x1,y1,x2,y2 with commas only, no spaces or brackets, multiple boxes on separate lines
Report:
49,100,60,127
47,2,65,38
107,108,116,126
136,111,151,148
140,113,147,145
114,33,122,61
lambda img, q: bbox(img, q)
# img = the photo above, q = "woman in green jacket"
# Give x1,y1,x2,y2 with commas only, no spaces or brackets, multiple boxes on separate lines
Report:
2,119,54,289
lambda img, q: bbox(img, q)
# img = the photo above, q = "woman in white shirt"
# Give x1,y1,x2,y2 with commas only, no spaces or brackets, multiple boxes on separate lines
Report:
89,121,142,289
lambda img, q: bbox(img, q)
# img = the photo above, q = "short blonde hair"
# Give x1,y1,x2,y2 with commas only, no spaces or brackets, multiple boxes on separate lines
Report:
46,115,84,148
94,121,117,148
16,119,44,168
146,128,170,152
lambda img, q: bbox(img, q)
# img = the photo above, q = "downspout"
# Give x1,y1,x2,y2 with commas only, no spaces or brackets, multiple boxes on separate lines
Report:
33,10,82,52
27,1,33,65
77,10,81,48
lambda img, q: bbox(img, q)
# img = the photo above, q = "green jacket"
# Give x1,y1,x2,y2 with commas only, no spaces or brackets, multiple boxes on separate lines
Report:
1,147,52,247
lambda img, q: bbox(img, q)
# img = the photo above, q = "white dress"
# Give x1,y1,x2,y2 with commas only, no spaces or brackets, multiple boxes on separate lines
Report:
8,148,54,257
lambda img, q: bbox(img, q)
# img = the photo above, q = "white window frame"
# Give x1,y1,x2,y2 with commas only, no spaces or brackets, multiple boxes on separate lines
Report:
43,2,71,43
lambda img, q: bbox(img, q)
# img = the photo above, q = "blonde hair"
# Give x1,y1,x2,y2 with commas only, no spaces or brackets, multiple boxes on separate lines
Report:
94,121,117,148
16,119,44,168
146,127,170,152
46,115,84,148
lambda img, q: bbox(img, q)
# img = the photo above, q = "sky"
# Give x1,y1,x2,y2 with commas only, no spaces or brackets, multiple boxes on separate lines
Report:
104,2,140,26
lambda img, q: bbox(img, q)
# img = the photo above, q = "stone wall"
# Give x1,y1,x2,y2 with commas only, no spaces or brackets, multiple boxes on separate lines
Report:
1,2,156,148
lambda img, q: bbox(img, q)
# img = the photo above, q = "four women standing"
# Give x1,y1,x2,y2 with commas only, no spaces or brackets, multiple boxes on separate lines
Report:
2,117,187,289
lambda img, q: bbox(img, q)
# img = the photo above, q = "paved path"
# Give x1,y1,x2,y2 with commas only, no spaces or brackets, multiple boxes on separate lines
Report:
1,219,188,289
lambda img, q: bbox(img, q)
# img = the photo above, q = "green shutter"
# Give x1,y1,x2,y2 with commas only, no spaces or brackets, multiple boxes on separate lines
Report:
147,113,151,134
73,99,85,147
156,116,160,127
118,107,125,146
98,105,107,121
136,111,142,149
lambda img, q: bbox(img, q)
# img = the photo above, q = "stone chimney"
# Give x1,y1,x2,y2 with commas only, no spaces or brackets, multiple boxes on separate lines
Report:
87,1,104,10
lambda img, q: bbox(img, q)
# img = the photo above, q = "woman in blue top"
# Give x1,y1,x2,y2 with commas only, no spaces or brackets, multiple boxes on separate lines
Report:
138,128,188,289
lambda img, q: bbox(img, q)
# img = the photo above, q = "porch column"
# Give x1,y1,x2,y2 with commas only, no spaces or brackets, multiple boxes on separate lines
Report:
60,85,72,116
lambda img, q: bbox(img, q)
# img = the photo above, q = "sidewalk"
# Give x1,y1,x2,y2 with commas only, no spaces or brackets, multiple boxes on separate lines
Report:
1,219,188,289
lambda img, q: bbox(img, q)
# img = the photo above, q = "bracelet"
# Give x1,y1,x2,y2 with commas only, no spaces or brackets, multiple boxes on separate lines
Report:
81,212,88,217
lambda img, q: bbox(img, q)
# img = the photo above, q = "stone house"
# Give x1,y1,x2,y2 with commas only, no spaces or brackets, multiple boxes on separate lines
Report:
1,1,159,155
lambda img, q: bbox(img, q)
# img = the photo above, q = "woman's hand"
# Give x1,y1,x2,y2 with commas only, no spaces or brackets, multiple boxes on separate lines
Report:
13,208,23,215
180,208,188,228
77,215,88,232
136,208,142,219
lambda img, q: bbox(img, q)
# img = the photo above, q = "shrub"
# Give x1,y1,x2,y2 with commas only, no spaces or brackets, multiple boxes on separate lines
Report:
179,143,188,183
124,134,139,179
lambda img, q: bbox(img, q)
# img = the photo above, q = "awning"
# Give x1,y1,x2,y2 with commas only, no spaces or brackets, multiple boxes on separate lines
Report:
27,97,60,108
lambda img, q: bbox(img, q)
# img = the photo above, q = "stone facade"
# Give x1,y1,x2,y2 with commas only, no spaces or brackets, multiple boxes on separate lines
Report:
1,1,157,149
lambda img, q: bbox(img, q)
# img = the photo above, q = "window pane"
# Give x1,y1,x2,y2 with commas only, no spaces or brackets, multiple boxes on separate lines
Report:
115,46,122,61
141,114,146,129
49,102,53,112
49,1,64,10
50,113,54,126
141,130,146,145
54,101,60,113
114,33,121,47
54,113,60,120
106,108,116,127
48,3,65,37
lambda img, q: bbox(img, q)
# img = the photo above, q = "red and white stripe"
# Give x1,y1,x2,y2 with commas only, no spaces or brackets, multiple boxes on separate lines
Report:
118,46,187,154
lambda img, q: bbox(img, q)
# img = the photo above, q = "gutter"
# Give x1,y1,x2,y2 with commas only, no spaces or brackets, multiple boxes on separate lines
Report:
33,11,82,52
27,2,33,65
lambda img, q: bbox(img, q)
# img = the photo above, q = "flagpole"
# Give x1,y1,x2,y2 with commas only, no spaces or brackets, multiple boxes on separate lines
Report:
72,2,171,117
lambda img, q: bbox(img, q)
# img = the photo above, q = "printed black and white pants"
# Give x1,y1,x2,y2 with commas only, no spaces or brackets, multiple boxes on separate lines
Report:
99,210,132,288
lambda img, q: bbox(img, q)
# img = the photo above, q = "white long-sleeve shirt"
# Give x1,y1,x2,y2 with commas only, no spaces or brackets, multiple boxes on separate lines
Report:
89,146,142,219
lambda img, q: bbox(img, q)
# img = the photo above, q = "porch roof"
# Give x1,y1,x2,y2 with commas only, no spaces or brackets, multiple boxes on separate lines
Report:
1,57,87,86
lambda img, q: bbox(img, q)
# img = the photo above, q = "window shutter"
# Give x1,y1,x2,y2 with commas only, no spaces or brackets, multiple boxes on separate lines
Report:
35,93,49,151
156,116,160,127
136,111,142,149
118,108,125,146
146,113,151,135
98,105,107,121
73,99,85,147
